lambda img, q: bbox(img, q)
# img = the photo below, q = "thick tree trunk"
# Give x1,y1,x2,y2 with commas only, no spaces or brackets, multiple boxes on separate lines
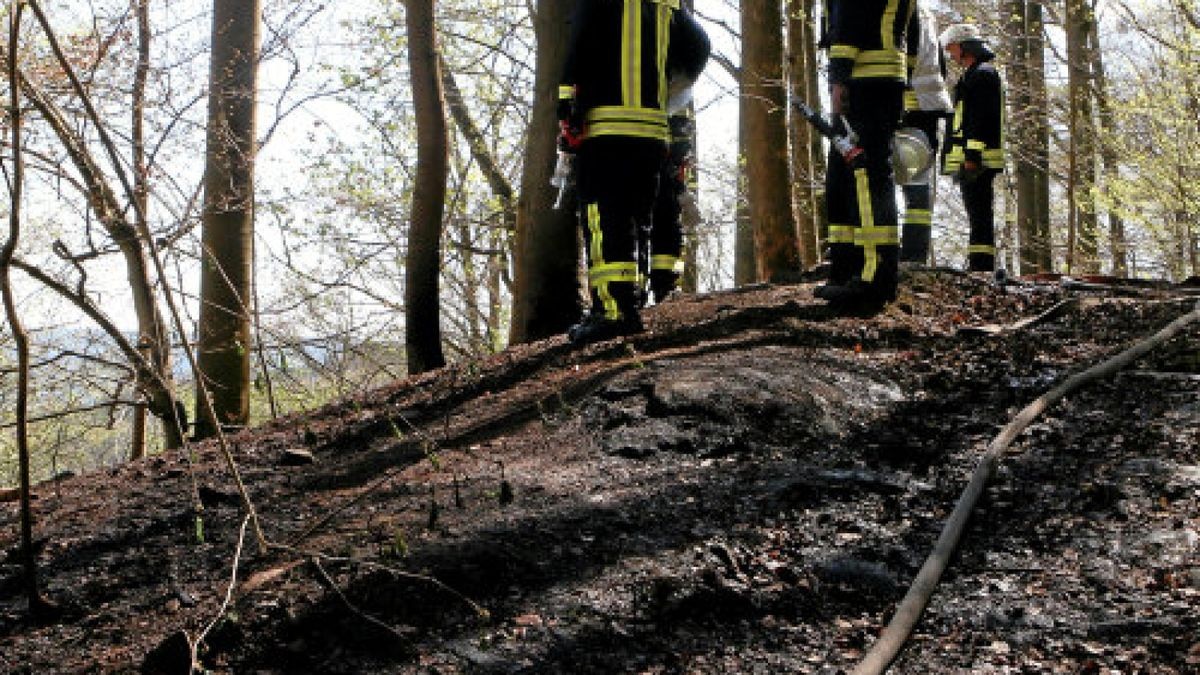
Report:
196,0,261,437
508,0,582,344
405,0,448,374
742,0,799,282
1088,20,1126,277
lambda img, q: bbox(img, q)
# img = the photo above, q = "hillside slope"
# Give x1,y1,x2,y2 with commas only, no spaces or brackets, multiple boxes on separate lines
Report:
1,271,1198,673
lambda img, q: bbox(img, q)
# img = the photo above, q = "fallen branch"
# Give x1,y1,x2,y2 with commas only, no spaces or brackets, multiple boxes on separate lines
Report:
853,301,1200,675
310,557,416,648
957,298,1076,337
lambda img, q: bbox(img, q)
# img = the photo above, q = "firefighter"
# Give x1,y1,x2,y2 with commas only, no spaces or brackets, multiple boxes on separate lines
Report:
648,113,695,304
815,0,919,311
940,23,1005,272
899,4,953,265
558,0,710,345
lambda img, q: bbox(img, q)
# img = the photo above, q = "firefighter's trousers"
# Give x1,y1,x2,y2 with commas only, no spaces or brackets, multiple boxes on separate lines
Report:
961,168,998,271
900,111,942,264
825,80,904,298
650,157,687,300
575,136,664,320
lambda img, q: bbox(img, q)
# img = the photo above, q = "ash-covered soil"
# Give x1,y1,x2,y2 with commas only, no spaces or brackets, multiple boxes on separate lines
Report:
1,271,1197,674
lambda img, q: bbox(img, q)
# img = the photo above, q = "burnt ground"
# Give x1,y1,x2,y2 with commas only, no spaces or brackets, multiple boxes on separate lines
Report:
1,270,1198,674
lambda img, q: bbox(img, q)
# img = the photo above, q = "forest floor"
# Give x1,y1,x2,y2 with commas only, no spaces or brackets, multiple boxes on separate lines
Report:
1,269,1198,674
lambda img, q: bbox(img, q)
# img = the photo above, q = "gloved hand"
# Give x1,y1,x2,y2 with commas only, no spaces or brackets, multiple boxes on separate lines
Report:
558,119,584,153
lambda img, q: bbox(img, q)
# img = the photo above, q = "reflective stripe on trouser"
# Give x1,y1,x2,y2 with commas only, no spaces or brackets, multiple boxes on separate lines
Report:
961,169,997,271
650,157,686,297
575,136,663,321
821,79,903,294
900,184,932,262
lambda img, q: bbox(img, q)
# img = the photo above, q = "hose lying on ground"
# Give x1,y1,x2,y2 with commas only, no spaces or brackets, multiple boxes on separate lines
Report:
853,301,1200,675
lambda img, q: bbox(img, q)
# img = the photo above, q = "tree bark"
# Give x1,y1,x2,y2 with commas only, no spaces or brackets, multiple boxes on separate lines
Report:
1088,18,1126,276
1065,0,1099,273
786,0,820,269
742,0,799,282
405,0,448,374
196,0,261,437
508,0,582,344
1007,0,1053,274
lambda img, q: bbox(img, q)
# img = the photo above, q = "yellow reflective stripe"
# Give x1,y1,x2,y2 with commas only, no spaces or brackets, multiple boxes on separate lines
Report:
621,0,642,108
587,122,670,140
589,262,640,282
881,0,899,49
968,244,995,255
559,85,575,99
587,106,669,124
828,224,856,244
943,145,964,173
647,0,679,8
657,4,670,110
904,90,918,110
966,139,986,150
903,209,932,225
951,100,964,134
587,202,604,264
830,44,860,59
856,225,900,245
854,167,874,230
851,63,907,80
982,149,1005,169
651,254,684,272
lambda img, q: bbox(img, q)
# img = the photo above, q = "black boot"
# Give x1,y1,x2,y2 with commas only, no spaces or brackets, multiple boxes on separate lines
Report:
567,310,644,346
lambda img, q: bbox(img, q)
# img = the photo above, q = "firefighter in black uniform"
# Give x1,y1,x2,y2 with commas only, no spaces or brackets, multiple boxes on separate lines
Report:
816,0,919,310
940,23,1005,272
558,0,710,345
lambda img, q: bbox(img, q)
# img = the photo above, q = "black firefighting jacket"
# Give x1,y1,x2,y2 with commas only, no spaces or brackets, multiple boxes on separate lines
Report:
942,54,1005,174
822,0,919,85
559,0,710,142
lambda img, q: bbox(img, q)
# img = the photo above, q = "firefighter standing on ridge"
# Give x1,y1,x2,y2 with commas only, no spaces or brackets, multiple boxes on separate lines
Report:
815,0,919,311
899,3,953,265
940,23,1005,272
557,0,710,345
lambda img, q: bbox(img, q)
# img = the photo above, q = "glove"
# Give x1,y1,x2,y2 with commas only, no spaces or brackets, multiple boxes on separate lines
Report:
558,119,584,153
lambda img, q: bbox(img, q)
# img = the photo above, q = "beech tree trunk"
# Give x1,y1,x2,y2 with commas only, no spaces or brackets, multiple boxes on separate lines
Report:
196,0,261,437
742,0,799,282
405,0,449,373
508,0,582,344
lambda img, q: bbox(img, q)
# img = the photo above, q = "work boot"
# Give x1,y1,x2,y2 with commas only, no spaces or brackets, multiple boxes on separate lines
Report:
815,278,888,315
567,310,644,346
649,270,680,304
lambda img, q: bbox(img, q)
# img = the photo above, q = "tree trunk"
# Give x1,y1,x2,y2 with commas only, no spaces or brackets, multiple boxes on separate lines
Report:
131,0,150,459
1065,0,1099,273
1007,0,1052,274
508,0,582,344
1087,18,1126,277
734,108,756,286
786,0,820,269
196,0,261,438
406,0,449,373
742,0,799,282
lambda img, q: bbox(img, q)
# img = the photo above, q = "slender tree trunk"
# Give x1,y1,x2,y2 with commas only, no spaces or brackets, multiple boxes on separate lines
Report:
1065,0,1099,273
786,0,820,268
509,0,581,343
681,99,702,294
742,0,799,282
196,0,261,437
405,0,449,373
130,0,150,459
1087,19,1126,276
734,110,756,286
2,2,51,618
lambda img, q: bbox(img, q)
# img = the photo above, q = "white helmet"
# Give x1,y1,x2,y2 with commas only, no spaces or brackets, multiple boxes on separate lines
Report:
892,127,932,185
939,23,984,48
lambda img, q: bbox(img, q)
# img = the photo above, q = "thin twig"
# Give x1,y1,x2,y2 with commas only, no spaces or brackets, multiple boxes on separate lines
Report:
190,515,251,669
